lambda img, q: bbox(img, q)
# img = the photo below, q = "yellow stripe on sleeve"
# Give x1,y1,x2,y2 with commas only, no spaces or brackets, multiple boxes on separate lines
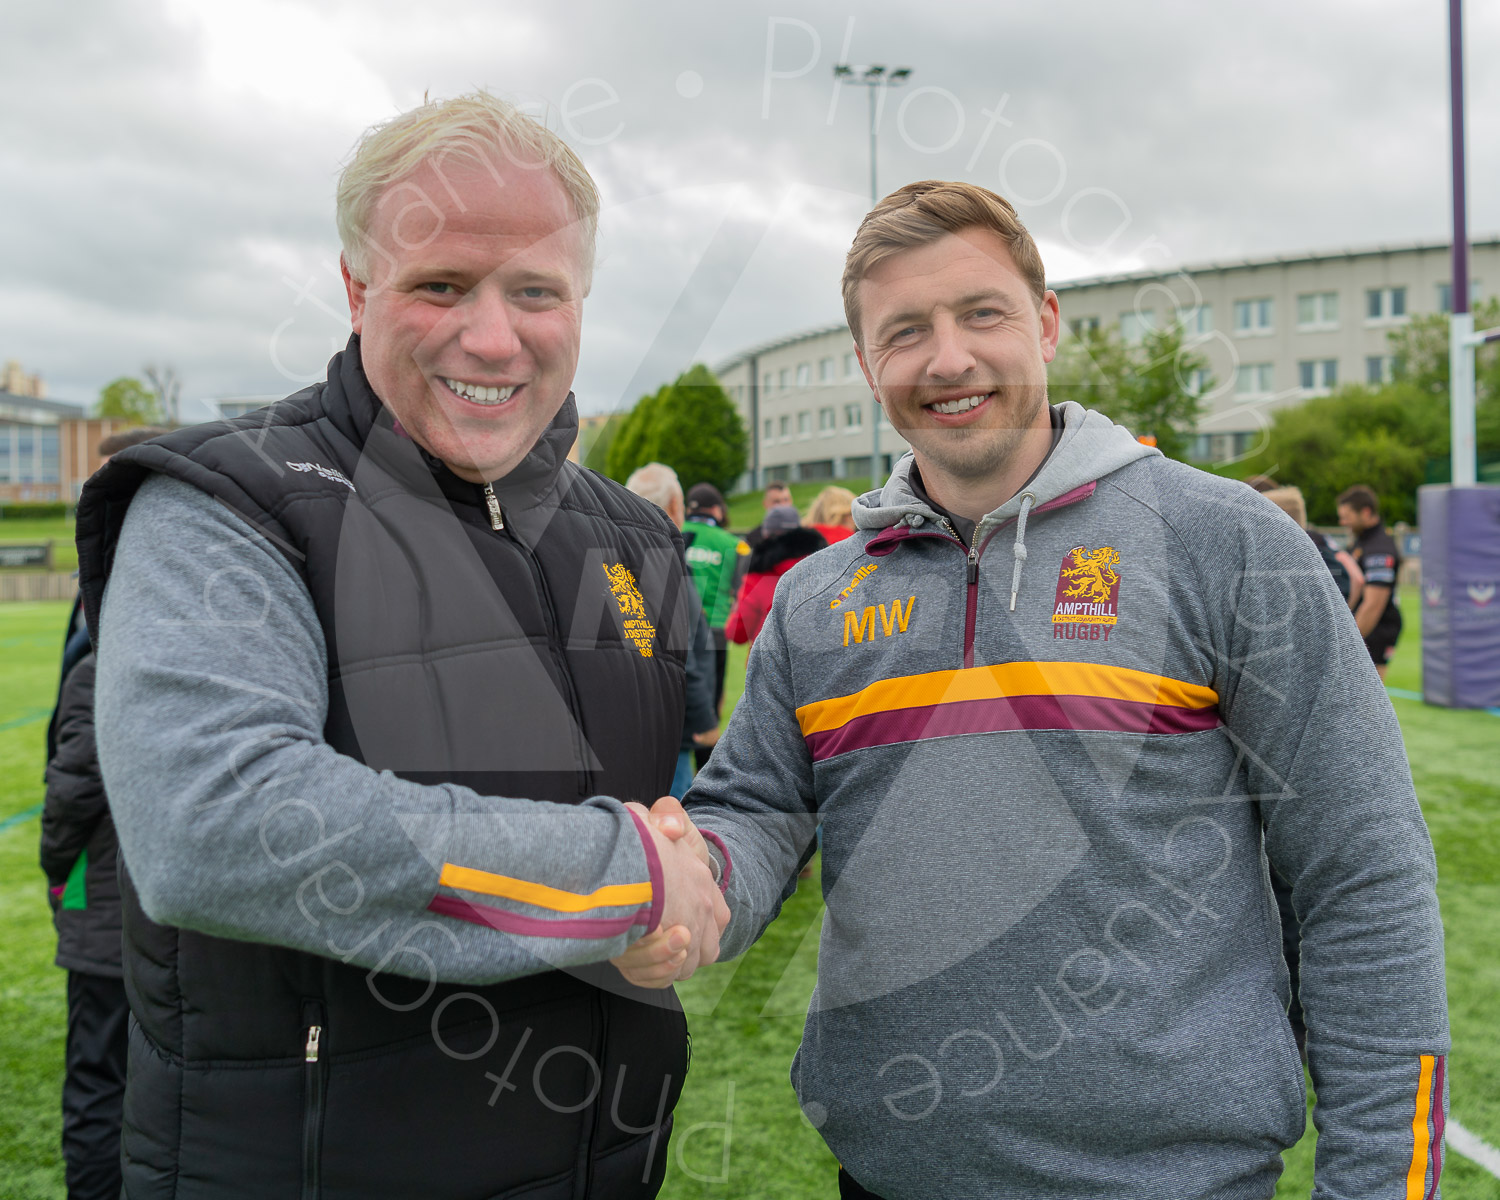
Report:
795,662,1220,737
438,863,653,914
1405,1054,1436,1200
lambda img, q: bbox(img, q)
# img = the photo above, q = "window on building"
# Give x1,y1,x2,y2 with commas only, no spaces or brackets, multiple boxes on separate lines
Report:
1296,292,1339,328
818,406,837,432
1437,282,1482,313
0,428,11,483
844,402,864,428
819,357,836,382
1233,298,1274,334
1366,286,1407,321
798,459,835,482
1069,315,1101,338
1235,363,1274,395
1366,355,1395,385
796,363,811,387
763,373,773,394
1186,369,1207,397
1119,309,1154,344
778,414,790,438
1177,304,1212,336
763,418,774,441
844,352,859,377
1298,359,1339,391
797,411,812,436
778,368,791,389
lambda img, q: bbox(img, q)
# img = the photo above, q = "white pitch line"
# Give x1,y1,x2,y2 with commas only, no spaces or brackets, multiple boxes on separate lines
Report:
1448,1118,1500,1178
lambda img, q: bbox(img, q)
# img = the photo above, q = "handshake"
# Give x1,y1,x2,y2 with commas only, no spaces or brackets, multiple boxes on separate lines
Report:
611,796,730,989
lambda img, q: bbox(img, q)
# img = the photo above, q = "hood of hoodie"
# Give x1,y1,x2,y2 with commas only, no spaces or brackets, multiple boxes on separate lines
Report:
853,402,1158,540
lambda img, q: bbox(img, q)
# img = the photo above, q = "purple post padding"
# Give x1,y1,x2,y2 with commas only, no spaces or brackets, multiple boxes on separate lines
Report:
1419,484,1500,708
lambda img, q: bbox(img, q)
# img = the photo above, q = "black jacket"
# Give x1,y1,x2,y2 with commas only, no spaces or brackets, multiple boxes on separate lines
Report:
76,338,694,1200
39,651,123,977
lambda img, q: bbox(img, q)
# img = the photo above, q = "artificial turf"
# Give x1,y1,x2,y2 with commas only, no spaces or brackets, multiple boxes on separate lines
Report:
1,592,1495,1198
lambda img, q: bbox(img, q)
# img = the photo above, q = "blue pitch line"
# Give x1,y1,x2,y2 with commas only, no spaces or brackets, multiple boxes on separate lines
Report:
1386,686,1500,717
0,708,50,733
0,804,42,834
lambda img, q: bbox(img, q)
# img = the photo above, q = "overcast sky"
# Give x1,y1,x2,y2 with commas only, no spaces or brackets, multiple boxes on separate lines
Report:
4,0,1498,419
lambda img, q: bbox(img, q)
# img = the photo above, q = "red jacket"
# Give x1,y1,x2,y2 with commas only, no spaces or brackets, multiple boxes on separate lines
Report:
725,527,827,644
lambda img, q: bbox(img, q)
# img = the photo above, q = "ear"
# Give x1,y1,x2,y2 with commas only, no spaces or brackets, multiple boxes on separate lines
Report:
854,342,881,409
1039,290,1061,364
341,255,367,334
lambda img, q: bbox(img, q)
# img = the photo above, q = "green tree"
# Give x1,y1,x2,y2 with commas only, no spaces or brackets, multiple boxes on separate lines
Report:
642,364,749,495
605,384,667,482
95,376,163,424
1227,383,1448,524
1047,323,1209,460
604,366,750,494
580,412,627,474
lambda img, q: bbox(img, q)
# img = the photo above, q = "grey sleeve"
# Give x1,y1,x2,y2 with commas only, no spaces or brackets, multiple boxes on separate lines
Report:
95,475,663,987
684,579,818,959
1187,496,1448,1195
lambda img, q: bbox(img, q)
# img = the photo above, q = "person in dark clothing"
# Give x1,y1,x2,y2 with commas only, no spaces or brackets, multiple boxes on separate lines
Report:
725,506,827,644
1337,484,1403,679
743,481,793,551
681,482,748,769
625,463,721,798
40,652,126,1200
77,92,726,1199
40,423,167,1200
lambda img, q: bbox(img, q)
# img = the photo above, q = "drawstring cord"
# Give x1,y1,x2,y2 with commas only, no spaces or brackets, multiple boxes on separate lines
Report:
1009,492,1036,611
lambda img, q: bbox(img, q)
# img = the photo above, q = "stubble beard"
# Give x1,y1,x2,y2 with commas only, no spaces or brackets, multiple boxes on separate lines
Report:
904,383,1048,483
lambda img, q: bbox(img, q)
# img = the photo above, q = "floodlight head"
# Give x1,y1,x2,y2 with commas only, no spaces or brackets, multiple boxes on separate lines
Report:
889,68,912,83
864,65,886,79
833,64,853,77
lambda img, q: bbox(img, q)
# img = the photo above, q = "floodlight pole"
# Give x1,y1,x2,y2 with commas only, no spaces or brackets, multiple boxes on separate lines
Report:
1449,0,1477,487
834,64,913,482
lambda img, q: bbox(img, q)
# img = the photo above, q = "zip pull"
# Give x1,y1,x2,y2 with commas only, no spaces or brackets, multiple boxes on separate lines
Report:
304,1024,322,1063
967,546,980,586
482,483,505,531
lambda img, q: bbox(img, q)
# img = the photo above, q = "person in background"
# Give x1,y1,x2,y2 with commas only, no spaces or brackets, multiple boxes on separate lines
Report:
1263,485,1363,611
806,485,858,545
40,424,166,1200
1337,484,1403,680
625,463,721,798
725,505,826,645
745,480,793,550
681,482,748,762
1258,483,1367,1058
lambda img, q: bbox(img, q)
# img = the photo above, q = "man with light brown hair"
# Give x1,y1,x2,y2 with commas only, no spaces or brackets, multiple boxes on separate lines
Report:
648,180,1449,1198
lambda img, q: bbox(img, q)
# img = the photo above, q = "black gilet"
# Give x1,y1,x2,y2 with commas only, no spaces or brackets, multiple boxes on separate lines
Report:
76,339,693,1200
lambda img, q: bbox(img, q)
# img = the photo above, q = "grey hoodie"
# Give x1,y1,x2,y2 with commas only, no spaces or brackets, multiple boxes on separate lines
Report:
687,403,1449,1199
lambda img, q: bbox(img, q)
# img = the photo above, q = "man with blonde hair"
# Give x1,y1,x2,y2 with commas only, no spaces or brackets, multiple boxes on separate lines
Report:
647,180,1448,1198
77,93,726,1197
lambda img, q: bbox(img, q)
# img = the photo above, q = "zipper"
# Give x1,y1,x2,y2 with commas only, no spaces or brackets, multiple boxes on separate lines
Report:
482,482,505,530
574,990,609,1200
476,483,592,796
301,1001,326,1200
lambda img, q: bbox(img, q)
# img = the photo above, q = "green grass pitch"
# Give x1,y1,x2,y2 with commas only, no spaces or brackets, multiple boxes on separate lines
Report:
1,592,1495,1198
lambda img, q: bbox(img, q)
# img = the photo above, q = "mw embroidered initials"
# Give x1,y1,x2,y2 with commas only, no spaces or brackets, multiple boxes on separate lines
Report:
843,596,916,646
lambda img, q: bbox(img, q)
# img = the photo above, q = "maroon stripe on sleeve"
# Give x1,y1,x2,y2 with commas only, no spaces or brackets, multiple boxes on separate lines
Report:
428,894,643,940
1426,1055,1446,1200
804,694,1221,761
627,807,665,934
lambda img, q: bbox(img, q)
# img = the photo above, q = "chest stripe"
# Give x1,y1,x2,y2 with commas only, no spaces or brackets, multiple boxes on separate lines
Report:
797,662,1220,761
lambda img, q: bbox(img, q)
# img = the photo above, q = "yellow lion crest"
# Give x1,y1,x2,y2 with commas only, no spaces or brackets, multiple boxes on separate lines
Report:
602,563,655,657
1060,545,1121,604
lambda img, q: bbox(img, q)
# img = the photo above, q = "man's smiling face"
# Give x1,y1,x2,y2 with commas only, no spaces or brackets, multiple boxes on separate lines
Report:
855,227,1059,485
342,153,585,484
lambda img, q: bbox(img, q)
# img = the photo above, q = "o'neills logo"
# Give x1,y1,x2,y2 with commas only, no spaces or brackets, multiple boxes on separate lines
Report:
829,562,878,610
1052,545,1121,627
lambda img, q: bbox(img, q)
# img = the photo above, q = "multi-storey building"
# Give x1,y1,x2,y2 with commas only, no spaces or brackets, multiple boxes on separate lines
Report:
0,387,96,504
714,236,1498,487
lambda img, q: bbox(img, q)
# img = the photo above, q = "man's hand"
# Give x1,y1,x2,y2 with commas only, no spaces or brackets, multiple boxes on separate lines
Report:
691,726,720,748
611,799,728,988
